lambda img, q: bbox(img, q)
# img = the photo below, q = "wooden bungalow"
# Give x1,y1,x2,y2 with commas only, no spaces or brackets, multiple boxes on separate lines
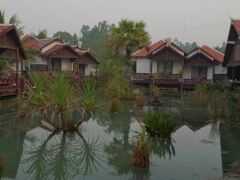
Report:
73,46,99,76
21,35,99,76
0,24,26,96
223,19,240,81
132,40,226,89
186,45,226,82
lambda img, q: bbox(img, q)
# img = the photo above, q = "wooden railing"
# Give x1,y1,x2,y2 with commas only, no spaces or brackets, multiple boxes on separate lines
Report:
0,71,20,96
131,73,211,90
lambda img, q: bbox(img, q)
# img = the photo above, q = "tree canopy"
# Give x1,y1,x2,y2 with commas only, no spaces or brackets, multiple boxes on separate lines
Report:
34,29,48,39
172,38,198,53
80,20,111,54
214,42,226,53
108,19,150,59
53,31,79,45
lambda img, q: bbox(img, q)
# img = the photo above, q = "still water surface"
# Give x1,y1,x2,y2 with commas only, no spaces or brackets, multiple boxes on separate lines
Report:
0,95,239,180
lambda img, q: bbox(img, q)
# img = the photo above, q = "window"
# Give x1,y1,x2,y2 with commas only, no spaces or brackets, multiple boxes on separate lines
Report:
191,66,208,79
51,58,61,71
30,64,48,71
157,61,172,74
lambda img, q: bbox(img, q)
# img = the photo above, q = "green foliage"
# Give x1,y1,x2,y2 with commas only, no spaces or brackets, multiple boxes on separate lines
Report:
53,31,79,45
0,9,24,35
102,59,133,100
135,91,145,107
80,78,102,115
0,10,5,24
0,59,11,72
132,131,150,169
21,73,102,130
172,38,198,53
34,29,48,39
108,98,121,113
47,74,73,111
108,19,150,59
144,111,176,138
25,73,46,107
148,138,175,159
191,83,233,119
215,41,226,53
149,85,160,98
80,21,112,56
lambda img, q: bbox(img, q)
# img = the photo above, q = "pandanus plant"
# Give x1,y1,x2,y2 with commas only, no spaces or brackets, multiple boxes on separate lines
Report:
21,73,102,131
143,111,176,138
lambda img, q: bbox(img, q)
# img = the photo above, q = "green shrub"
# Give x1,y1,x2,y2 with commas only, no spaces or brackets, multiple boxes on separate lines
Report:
80,77,102,115
108,98,121,113
135,91,145,107
144,111,176,138
149,85,160,98
20,73,102,131
191,83,232,119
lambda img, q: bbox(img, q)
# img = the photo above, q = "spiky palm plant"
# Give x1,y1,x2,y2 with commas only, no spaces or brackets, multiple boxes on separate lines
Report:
0,9,24,35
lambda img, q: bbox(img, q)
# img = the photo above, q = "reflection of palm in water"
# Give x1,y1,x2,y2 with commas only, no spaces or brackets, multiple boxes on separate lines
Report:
22,130,102,180
104,135,175,180
147,137,175,160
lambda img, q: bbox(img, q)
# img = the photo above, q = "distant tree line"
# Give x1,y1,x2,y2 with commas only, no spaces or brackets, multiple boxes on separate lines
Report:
0,9,227,61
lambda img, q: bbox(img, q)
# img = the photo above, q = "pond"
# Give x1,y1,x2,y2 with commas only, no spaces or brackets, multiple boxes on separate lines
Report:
0,94,240,180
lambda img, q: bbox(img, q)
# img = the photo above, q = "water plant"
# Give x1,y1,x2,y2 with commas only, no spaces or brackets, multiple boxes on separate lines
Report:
80,77,102,115
132,131,150,169
108,98,121,113
20,73,102,131
147,137,175,159
143,111,176,138
149,84,160,98
135,91,145,107
190,83,233,119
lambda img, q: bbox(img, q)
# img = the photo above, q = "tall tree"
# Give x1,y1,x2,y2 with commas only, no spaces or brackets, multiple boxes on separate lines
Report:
80,21,112,55
108,19,150,60
53,31,79,45
215,42,226,53
0,10,24,35
34,29,48,39
172,38,198,53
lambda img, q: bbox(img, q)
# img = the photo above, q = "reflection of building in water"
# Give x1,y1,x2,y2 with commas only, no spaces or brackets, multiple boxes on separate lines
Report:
146,123,223,180
219,122,240,177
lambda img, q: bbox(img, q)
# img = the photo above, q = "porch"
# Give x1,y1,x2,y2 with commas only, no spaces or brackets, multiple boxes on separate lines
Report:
131,74,209,90
0,25,26,97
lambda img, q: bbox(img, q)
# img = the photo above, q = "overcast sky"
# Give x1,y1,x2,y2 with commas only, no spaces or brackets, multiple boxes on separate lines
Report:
1,0,240,46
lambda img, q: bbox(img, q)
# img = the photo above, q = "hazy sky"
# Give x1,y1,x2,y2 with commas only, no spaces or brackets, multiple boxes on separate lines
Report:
1,0,240,46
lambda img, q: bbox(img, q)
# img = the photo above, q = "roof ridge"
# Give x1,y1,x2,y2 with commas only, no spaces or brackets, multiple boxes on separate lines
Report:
201,45,224,55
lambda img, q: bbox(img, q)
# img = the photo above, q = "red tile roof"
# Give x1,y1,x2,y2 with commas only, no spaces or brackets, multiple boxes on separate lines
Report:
201,45,224,63
132,40,166,58
233,20,240,34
